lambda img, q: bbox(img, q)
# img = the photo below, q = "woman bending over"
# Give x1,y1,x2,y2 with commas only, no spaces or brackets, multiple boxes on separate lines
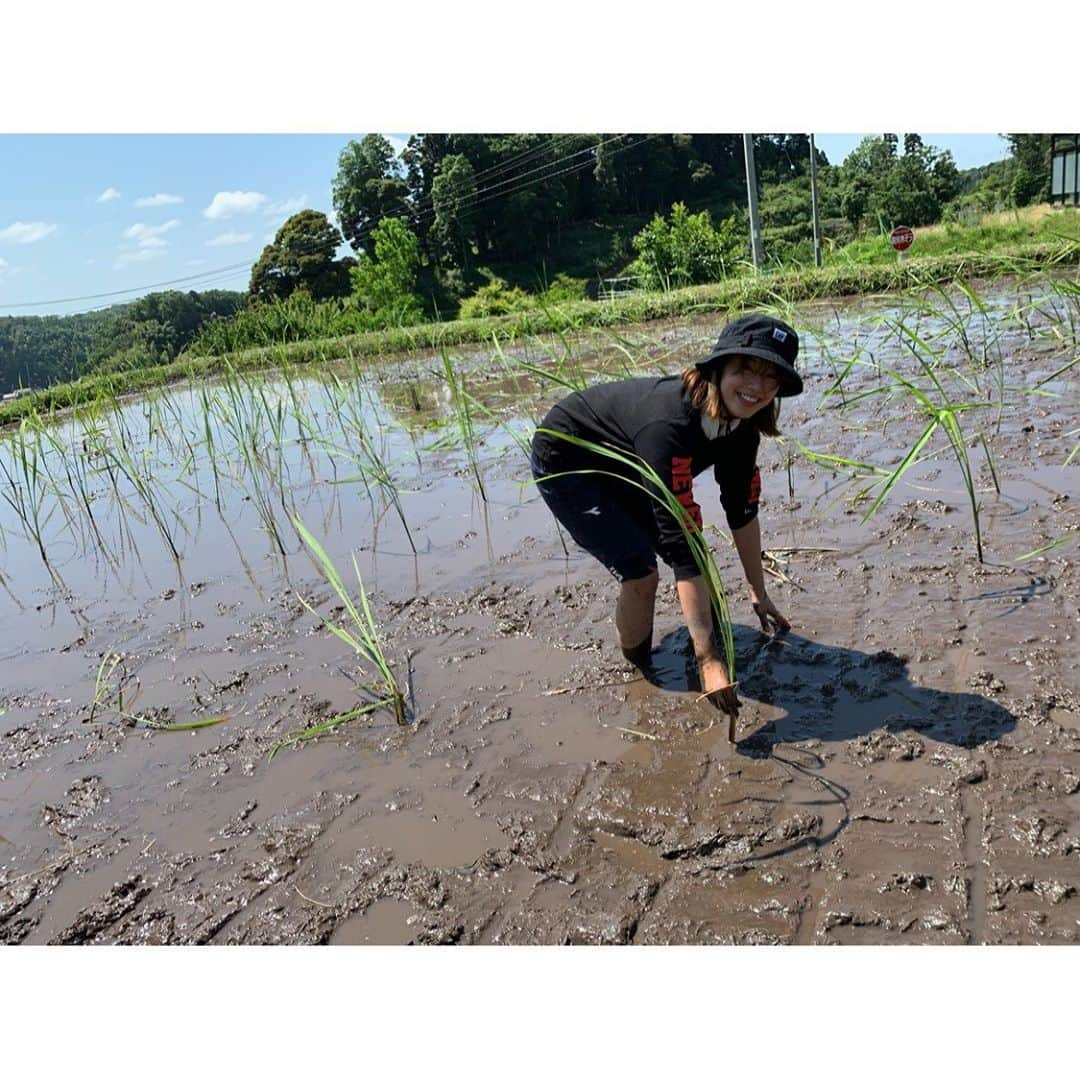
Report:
530,313,802,721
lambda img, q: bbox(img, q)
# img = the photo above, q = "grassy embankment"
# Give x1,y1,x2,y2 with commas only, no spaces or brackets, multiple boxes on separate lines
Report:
2,209,1077,428
833,203,1079,264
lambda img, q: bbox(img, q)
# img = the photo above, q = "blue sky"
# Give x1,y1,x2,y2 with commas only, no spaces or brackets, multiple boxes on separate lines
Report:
0,132,1010,318
0,135,407,317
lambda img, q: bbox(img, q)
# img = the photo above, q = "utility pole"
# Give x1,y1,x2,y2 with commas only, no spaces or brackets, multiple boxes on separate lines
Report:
809,133,823,268
743,133,763,271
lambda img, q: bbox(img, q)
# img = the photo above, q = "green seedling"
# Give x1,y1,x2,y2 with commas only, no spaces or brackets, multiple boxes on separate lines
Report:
291,515,406,733
440,349,487,501
90,651,227,731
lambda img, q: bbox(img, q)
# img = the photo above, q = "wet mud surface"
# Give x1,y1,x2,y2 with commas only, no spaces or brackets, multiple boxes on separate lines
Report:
1,284,1078,944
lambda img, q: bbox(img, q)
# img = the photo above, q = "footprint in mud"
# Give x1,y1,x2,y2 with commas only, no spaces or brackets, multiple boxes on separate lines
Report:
640,625,1017,758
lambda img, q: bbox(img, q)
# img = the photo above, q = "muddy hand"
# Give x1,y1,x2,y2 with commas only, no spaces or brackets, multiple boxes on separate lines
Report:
704,685,741,742
752,597,790,635
699,657,741,737
706,684,741,717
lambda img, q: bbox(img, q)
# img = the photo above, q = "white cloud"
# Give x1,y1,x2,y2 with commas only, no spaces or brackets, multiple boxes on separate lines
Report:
386,135,409,156
0,221,59,244
97,187,122,204
185,259,206,267
207,231,253,247
264,195,308,217
0,256,8,275
203,191,267,220
134,193,183,208
123,219,180,248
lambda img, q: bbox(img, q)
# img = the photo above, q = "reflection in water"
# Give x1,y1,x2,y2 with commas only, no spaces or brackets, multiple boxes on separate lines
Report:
0,281,1076,646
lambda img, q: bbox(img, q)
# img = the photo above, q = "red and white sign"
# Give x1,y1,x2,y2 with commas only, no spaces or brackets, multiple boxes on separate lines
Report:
890,226,914,252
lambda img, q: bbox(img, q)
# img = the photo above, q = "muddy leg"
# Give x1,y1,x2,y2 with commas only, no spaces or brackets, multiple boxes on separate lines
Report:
616,570,658,667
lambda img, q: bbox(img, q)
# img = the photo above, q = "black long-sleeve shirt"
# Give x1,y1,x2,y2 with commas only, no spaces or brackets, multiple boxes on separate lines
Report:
532,375,761,579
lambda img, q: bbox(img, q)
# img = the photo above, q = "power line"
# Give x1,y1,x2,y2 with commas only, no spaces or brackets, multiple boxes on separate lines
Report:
436,134,578,188
453,134,656,223
351,133,611,240
73,266,252,315
0,260,254,311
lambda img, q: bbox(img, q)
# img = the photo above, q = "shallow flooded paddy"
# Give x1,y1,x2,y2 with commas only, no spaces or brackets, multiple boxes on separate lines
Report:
1,276,1077,944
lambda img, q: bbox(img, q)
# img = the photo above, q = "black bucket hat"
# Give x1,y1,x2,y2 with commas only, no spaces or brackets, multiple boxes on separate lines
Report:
695,313,803,397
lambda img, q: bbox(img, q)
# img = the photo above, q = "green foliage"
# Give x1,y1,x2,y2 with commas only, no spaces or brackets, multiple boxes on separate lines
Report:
834,207,1080,265
751,134,818,184
0,310,109,394
759,169,848,263
332,134,410,252
458,277,534,319
349,217,425,327
401,134,753,275
431,153,478,271
1010,165,1045,209
85,289,243,375
185,290,374,356
630,202,744,290
539,273,588,304
6,240,1079,427
943,160,1015,223
838,134,961,231
1,290,243,395
1006,135,1051,206
249,210,353,302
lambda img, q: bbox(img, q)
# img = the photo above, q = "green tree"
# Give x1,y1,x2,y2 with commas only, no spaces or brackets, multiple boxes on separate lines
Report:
249,210,352,302
753,134,815,184
872,156,939,228
928,151,961,208
332,135,410,252
1,310,107,393
1006,134,1050,206
86,289,243,371
759,167,847,260
431,154,478,270
458,277,534,318
630,202,744,290
350,217,424,325
593,135,682,213
839,135,898,228
839,134,961,230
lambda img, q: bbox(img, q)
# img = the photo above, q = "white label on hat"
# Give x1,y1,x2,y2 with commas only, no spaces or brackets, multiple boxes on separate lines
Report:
772,328,788,342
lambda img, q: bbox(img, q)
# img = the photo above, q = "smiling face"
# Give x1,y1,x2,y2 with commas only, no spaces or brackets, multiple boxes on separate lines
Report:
717,355,781,420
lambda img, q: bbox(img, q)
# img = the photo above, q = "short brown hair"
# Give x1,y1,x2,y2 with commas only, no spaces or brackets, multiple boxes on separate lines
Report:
681,362,781,437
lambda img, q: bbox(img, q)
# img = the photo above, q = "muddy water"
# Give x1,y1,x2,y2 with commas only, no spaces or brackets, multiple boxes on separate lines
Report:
1,279,1078,944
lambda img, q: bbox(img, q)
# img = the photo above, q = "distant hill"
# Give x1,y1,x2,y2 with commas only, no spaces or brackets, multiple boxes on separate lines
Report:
0,289,244,396
0,307,124,396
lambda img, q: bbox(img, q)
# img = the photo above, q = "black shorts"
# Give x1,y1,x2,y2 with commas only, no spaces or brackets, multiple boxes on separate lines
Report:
530,441,658,583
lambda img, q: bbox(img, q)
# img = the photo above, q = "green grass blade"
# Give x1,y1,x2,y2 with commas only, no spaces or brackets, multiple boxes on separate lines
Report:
1016,536,1076,561
861,415,940,522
